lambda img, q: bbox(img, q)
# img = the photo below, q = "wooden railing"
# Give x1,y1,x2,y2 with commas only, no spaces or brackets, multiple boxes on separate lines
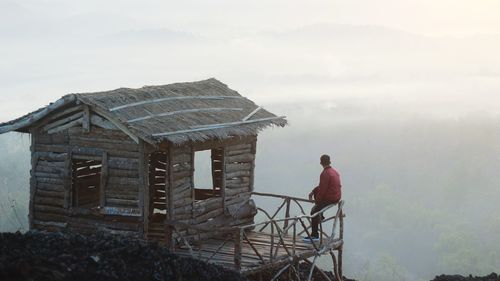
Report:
165,192,345,281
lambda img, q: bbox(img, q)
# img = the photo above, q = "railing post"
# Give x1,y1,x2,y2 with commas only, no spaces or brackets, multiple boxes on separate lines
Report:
339,208,344,279
165,224,175,252
292,218,296,256
283,198,291,235
270,221,275,262
234,228,243,271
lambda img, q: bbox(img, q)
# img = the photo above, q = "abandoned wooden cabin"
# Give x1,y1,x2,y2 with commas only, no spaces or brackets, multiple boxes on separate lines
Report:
0,78,345,281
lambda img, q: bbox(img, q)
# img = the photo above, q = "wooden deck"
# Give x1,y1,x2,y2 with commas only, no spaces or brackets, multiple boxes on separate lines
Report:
150,193,345,281
174,230,343,274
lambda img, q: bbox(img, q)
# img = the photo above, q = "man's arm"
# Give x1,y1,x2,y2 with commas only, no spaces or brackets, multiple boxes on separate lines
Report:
309,186,319,201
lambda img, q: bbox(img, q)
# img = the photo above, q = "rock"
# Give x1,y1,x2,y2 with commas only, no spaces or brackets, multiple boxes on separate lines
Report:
0,231,247,281
431,273,500,281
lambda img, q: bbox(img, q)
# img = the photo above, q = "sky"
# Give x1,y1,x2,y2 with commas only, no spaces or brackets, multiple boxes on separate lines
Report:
1,0,500,119
1,2,500,279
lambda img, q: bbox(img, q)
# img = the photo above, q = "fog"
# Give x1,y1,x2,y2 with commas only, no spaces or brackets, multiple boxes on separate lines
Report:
1,1,500,280
2,104,500,280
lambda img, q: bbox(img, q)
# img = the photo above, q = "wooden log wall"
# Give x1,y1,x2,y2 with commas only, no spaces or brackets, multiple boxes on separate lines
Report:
171,146,193,220
222,141,257,226
30,105,143,236
160,138,258,243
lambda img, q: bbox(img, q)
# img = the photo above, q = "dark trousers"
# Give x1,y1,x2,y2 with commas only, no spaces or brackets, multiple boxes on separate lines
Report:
310,203,329,238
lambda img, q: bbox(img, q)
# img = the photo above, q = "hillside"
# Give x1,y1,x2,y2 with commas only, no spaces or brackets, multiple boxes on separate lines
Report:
0,231,246,281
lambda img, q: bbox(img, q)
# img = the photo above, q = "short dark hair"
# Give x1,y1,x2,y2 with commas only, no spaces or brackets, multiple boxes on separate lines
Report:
320,154,331,165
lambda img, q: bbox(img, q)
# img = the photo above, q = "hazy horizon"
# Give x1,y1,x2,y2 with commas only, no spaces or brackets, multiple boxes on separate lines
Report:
1,1,500,281
1,0,500,121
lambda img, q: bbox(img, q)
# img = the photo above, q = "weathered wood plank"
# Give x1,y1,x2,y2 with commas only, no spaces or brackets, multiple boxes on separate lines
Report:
226,163,252,172
34,196,64,207
82,105,90,133
34,172,64,179
172,153,191,164
106,184,138,192
107,176,139,186
48,118,83,134
102,206,141,217
108,157,139,170
36,189,65,199
172,188,192,201
189,135,257,152
35,164,65,174
106,198,139,207
36,183,65,192
100,151,108,207
68,126,131,141
227,148,252,157
226,170,251,179
89,114,118,130
226,177,250,185
35,152,67,161
249,140,256,192
108,168,139,178
33,220,67,229
43,111,83,132
36,131,69,145
226,154,255,163
69,139,139,152
193,208,224,224
34,204,68,215
89,105,142,144
225,184,250,191
37,177,65,185
29,129,39,230
0,95,75,133
34,211,67,222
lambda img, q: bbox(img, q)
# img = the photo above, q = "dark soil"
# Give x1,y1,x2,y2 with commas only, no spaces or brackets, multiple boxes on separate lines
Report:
247,262,355,281
431,273,500,281
0,231,247,281
4,231,491,281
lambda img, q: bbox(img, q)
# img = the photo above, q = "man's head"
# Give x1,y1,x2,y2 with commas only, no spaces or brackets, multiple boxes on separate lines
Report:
320,154,331,167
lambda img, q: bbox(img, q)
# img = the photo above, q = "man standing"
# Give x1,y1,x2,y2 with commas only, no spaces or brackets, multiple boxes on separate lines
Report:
307,154,342,240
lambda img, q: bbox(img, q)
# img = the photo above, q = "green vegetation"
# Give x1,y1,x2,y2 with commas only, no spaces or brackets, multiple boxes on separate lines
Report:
1,103,500,281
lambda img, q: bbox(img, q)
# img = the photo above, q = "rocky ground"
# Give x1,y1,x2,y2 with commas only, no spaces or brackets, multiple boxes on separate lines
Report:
1,231,498,281
0,231,246,281
431,273,500,281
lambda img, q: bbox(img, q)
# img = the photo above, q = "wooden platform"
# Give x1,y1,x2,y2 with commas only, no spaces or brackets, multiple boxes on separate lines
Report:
173,230,343,275
147,194,345,281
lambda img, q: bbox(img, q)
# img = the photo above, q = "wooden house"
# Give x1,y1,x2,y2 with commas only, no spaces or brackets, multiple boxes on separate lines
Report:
0,78,286,237
0,78,345,281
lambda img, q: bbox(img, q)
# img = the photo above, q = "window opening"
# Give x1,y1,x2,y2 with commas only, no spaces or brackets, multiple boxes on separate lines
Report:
148,152,168,222
72,158,102,208
194,148,223,201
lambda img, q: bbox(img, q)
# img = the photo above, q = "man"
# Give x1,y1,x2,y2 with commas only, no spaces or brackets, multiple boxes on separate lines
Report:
306,154,342,240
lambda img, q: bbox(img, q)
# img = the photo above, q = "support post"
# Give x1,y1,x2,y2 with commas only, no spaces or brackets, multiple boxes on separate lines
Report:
270,221,274,262
283,197,291,234
339,208,344,279
29,129,37,229
138,141,147,236
249,138,256,191
82,105,90,133
234,228,243,271
190,146,195,219
221,147,227,212
165,144,175,250
99,151,108,208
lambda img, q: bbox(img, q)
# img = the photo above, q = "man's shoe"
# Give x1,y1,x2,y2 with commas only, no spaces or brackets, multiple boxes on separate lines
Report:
302,236,320,243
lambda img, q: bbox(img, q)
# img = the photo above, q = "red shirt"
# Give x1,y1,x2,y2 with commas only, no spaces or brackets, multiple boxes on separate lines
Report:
313,166,342,205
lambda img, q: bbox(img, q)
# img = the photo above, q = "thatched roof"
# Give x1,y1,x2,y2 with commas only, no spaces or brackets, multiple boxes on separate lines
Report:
0,78,287,145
